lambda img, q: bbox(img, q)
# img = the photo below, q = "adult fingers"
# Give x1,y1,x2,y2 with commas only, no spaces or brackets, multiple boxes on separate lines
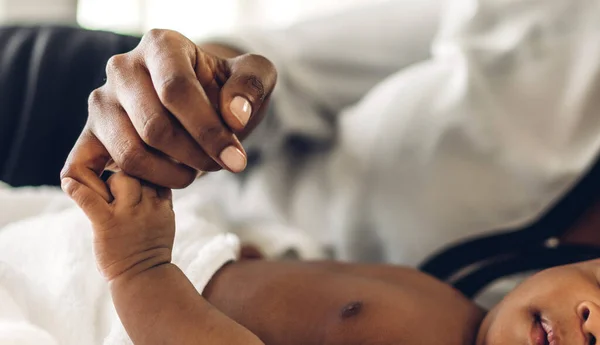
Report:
61,128,113,202
61,177,111,223
109,54,219,172
140,29,246,172
217,53,277,136
88,89,197,188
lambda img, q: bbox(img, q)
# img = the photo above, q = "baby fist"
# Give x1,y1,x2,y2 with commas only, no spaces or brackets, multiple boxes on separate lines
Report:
62,172,175,281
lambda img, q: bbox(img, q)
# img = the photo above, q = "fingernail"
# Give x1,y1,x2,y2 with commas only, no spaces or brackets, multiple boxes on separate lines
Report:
230,96,252,127
219,146,247,172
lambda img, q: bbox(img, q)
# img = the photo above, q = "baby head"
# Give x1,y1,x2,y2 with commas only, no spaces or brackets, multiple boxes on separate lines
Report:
477,259,600,345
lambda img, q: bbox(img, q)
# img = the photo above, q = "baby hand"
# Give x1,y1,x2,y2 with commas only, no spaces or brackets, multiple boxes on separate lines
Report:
62,172,174,281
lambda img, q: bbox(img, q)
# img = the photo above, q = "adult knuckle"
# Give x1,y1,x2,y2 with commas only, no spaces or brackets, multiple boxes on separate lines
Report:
117,143,147,176
59,164,77,181
239,53,277,89
87,89,105,110
195,124,227,145
247,75,266,99
60,159,79,180
157,75,194,107
235,73,266,101
62,180,78,197
87,90,115,128
143,28,169,45
140,114,172,147
105,54,129,77
59,166,71,180
139,29,188,58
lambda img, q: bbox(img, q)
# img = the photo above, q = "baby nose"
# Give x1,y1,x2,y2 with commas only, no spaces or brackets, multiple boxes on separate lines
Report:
578,301,600,345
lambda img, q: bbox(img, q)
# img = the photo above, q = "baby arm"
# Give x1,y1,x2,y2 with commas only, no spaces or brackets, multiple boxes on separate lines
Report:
62,173,263,345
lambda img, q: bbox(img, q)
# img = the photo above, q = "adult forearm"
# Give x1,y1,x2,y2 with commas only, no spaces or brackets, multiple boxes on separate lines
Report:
110,263,264,345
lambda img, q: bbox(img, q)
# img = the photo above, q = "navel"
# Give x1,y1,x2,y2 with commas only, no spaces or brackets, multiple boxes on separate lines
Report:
340,301,363,319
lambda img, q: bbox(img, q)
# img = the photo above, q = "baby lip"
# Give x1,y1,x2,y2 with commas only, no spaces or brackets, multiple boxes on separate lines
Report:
531,318,550,345
540,318,566,345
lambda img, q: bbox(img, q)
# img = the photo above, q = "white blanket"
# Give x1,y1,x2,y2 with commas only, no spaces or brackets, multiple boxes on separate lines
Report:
0,175,323,344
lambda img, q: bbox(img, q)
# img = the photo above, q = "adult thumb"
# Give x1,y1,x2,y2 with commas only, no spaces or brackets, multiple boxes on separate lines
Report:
219,53,277,136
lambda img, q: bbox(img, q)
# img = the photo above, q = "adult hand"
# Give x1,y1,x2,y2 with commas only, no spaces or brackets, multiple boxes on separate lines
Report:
61,29,277,201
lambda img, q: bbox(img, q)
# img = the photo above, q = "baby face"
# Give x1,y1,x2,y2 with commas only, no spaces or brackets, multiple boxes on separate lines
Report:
477,259,600,345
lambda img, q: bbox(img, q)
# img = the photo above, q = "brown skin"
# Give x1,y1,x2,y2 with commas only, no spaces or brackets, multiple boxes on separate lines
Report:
477,259,600,345
62,173,265,345
562,199,600,247
205,261,484,345
61,29,277,202
58,30,484,344
58,27,600,345
62,172,483,345
60,27,600,251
